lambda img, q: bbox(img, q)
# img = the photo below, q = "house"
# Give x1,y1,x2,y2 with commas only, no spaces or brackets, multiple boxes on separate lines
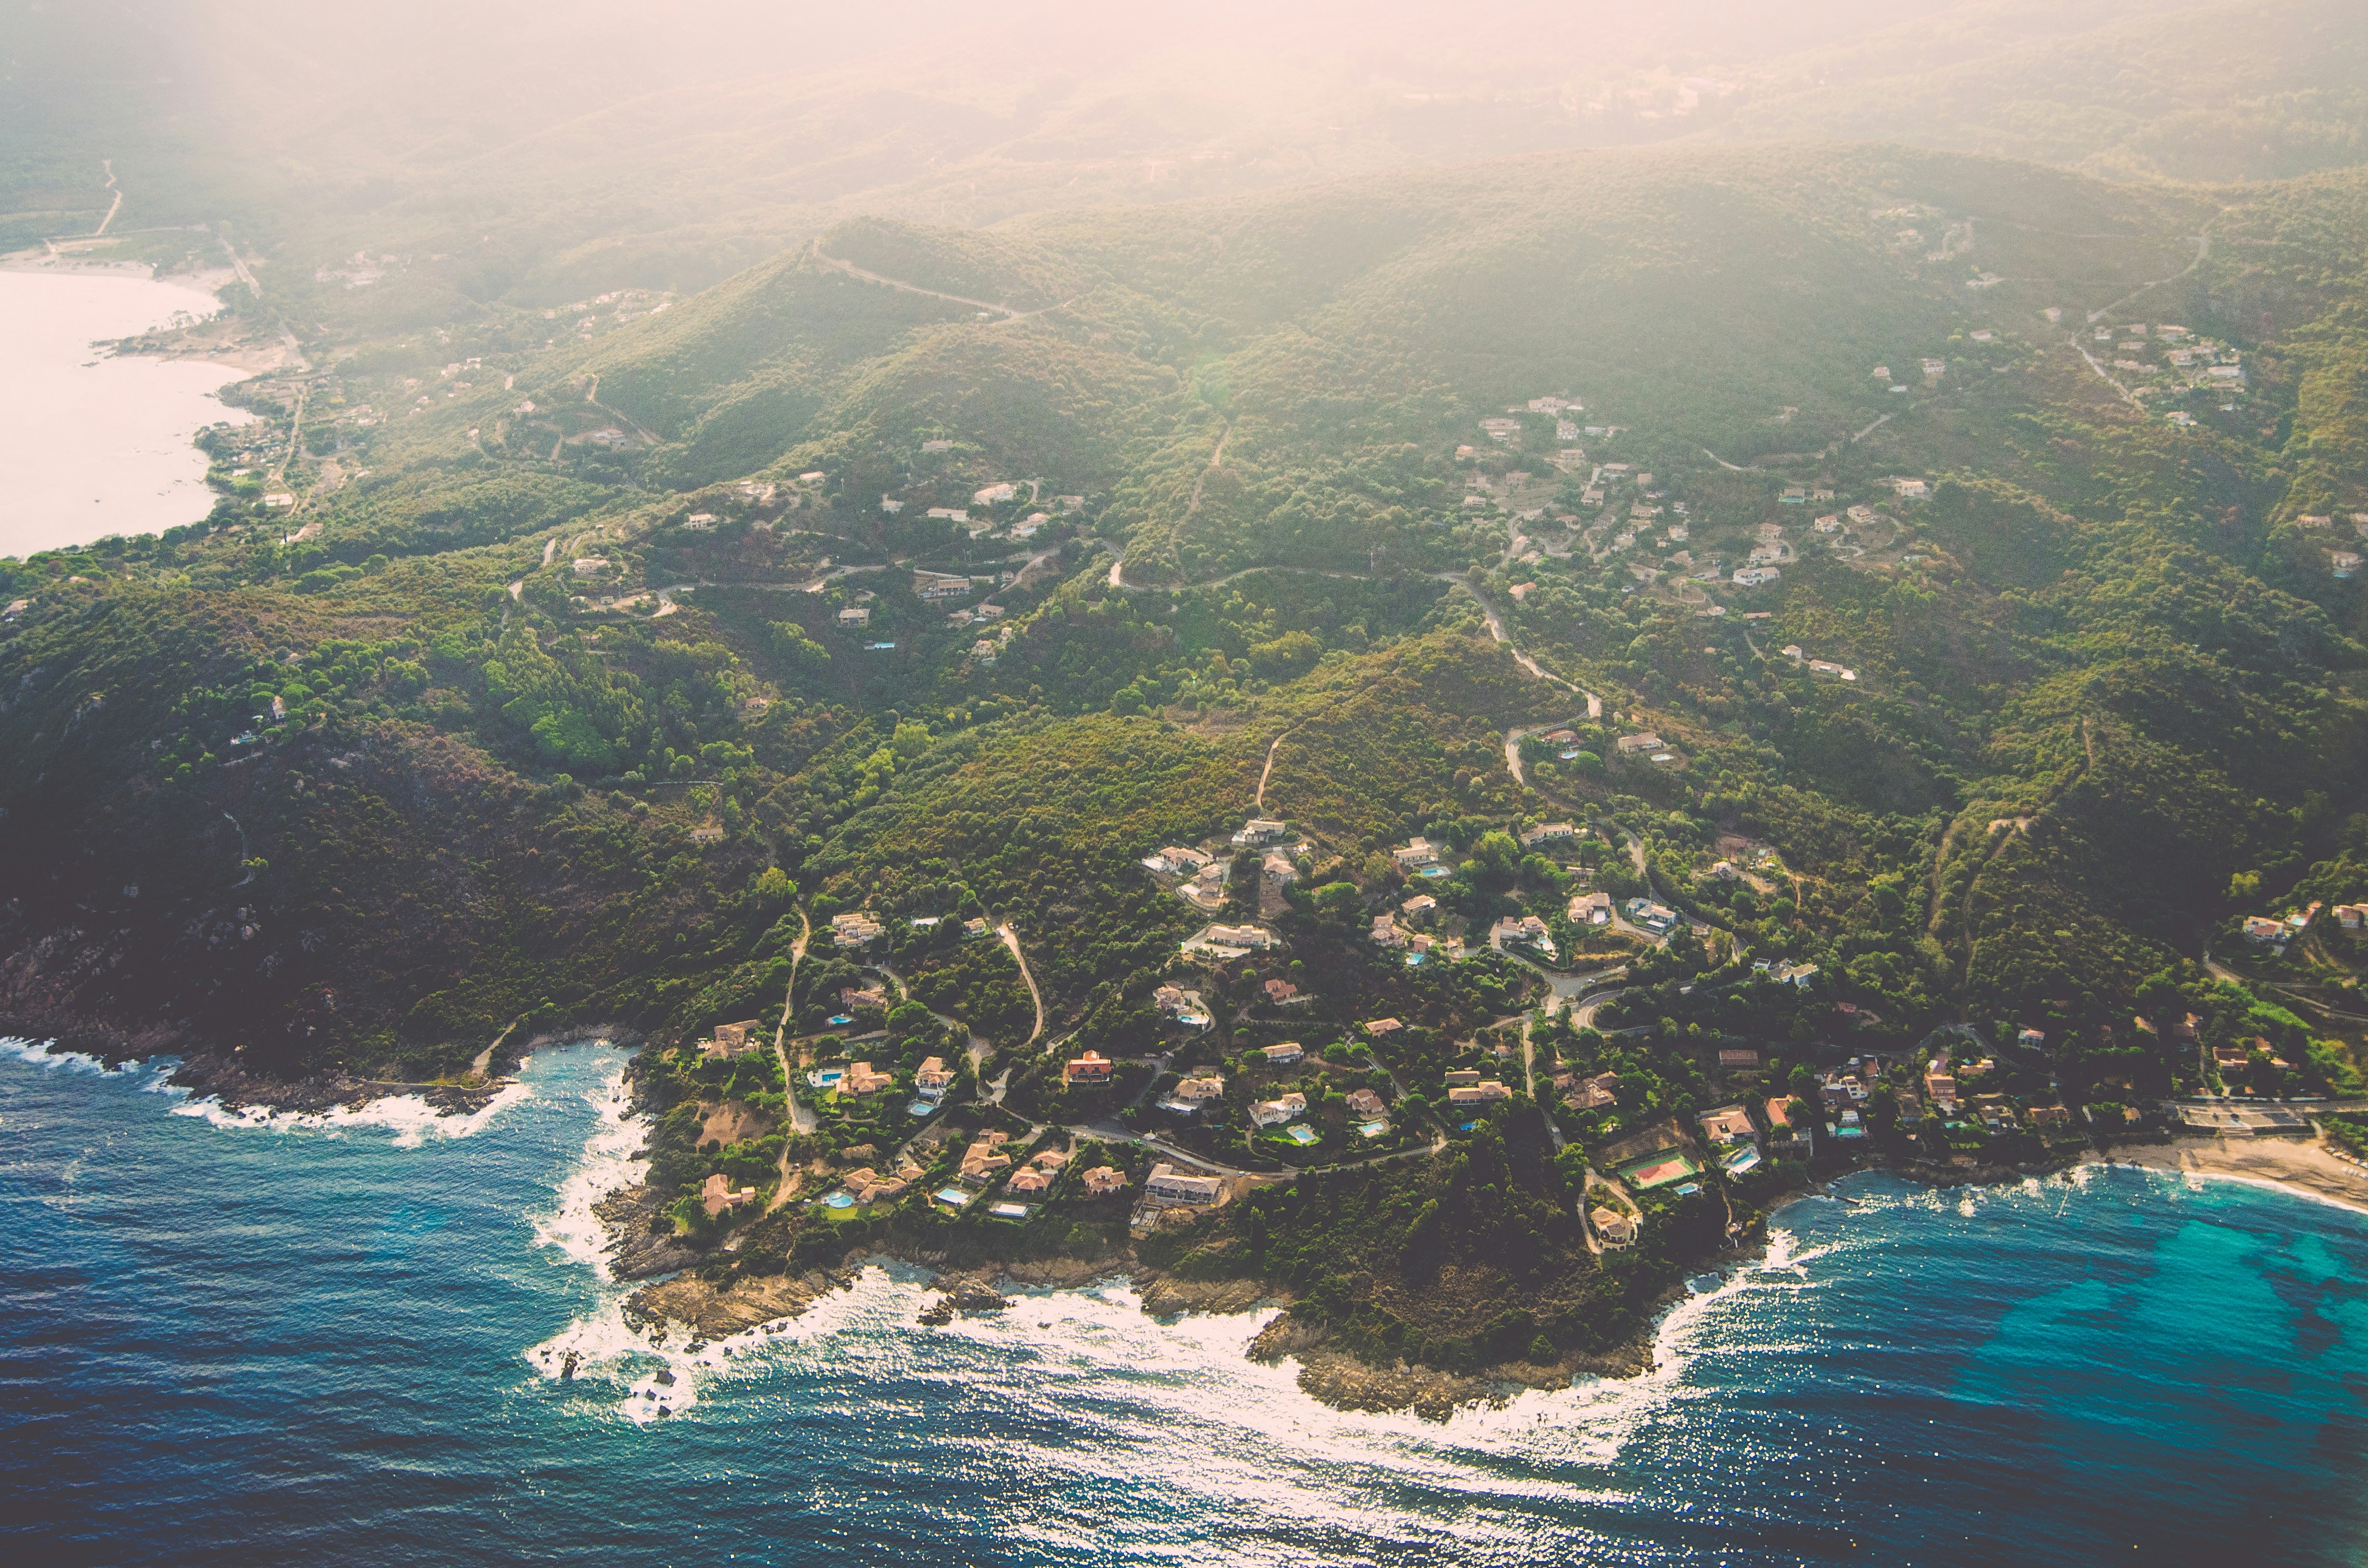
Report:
879,497,904,514
839,1167,912,1204
1891,478,1930,499
1144,1163,1226,1205
571,556,610,576
972,482,1017,505
1263,978,1300,1003
1699,1103,1756,1145
1159,845,1211,873
1250,1092,1308,1128
962,917,989,938
1489,914,1556,958
1591,1207,1637,1248
1814,513,1842,533
1154,984,1188,1015
1083,1166,1128,1197
915,1057,955,1095
1444,1069,1482,1088
1345,1088,1387,1118
1007,1166,1052,1194
924,507,969,523
913,570,975,600
1365,1017,1403,1036
1260,1041,1305,1065
1921,358,1947,379
1770,961,1818,989
2016,1028,2047,1050
959,1138,1013,1179
701,1019,767,1060
1208,924,1270,950
1401,894,1439,919
1448,1081,1514,1104
1923,1062,1959,1109
1562,1070,1619,1112
1763,1098,1810,1152
1170,1074,1225,1104
1615,733,1665,755
1719,1048,1760,1069
1064,1050,1115,1084
1262,851,1299,885
1392,837,1441,868
972,639,999,662
1520,822,1577,847
831,911,885,947
1569,890,1613,925
1732,566,1781,587
1705,860,1742,882
843,1061,894,1095
1370,915,1408,949
2335,552,2364,580
701,1173,757,1216
1233,818,1291,846
2336,904,2368,930
841,985,888,1010
2242,915,2286,944
837,606,871,627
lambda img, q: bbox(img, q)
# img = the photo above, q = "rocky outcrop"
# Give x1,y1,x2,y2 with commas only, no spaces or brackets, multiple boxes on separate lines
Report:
623,1265,858,1341
166,1052,510,1116
1135,1271,1277,1317
593,1185,699,1281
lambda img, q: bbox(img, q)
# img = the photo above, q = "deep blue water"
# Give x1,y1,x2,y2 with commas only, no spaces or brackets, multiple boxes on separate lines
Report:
6,1038,2367,1566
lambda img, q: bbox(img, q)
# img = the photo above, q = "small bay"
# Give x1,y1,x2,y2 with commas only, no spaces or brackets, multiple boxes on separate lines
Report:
0,269,252,559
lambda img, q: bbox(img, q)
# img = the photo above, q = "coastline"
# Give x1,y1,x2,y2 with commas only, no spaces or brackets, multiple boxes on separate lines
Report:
2098,1132,2368,1214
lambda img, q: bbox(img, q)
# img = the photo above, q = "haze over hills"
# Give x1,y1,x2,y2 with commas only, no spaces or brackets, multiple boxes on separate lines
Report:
9,1,2368,1404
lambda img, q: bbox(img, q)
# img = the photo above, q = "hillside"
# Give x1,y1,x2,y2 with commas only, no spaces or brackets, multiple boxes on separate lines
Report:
13,133,2368,1388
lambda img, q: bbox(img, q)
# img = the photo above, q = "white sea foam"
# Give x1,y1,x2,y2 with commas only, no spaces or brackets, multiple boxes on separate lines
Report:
170,1078,532,1147
1,1037,148,1076
530,1060,648,1274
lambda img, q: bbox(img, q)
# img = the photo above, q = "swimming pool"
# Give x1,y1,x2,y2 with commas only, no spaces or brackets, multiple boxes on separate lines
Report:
819,1190,856,1210
1418,865,1453,879
811,1068,844,1088
906,1100,936,1117
1282,1124,1320,1145
988,1201,1031,1220
826,1014,855,1026
1403,953,1425,967
934,1186,972,1207
1357,1120,1389,1139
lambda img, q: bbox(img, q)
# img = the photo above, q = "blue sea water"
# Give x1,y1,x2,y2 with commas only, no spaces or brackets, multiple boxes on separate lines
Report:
6,1037,2368,1566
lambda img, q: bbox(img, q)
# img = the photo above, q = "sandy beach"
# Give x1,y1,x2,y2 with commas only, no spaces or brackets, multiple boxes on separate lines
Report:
2105,1133,2368,1215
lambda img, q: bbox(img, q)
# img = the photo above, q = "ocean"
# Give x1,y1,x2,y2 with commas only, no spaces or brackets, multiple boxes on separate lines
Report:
6,1037,2365,1566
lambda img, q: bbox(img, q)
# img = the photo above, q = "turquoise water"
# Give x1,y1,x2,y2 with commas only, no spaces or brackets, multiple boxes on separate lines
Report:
7,1037,2368,1564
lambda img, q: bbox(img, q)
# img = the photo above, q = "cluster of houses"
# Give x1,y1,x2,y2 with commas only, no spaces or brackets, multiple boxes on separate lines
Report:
839,1158,921,1205
1003,1146,1070,1194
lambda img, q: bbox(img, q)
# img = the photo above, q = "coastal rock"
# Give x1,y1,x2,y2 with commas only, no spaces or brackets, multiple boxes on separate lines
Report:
1289,1347,1503,1422
936,1276,1010,1313
594,1186,700,1281
997,1255,1120,1290
623,1265,855,1340
1135,1272,1274,1317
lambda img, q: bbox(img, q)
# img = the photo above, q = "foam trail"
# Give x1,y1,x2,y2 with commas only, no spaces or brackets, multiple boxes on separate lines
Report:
171,1079,533,1147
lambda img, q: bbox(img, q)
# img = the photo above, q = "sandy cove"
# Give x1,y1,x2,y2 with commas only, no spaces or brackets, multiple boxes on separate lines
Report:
2103,1133,2368,1214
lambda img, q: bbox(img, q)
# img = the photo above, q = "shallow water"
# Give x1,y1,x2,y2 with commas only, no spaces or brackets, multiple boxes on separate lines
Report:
4,1038,2366,1565
0,269,251,556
